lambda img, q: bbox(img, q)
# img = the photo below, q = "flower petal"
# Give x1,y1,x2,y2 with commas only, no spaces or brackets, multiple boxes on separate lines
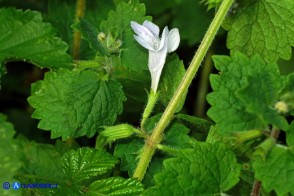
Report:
167,28,180,53
133,35,156,51
131,21,159,50
157,26,169,51
148,42,168,92
143,20,160,36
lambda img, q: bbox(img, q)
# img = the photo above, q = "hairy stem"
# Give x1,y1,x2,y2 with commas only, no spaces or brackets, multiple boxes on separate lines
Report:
140,90,159,130
73,0,86,59
133,0,235,181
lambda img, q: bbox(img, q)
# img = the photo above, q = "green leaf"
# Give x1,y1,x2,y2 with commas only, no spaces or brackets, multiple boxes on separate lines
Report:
114,138,143,175
28,69,126,140
253,145,294,195
207,53,287,134
158,54,187,112
176,113,213,141
88,177,144,196
0,8,72,71
0,114,22,196
14,137,66,196
145,114,191,148
224,0,294,63
18,140,64,180
143,142,241,195
113,63,150,103
112,57,150,120
237,61,288,131
100,0,151,70
62,147,118,182
227,166,254,196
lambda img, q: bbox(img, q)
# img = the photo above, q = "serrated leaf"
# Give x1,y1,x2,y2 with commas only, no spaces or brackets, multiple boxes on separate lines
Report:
158,54,187,112
28,69,126,140
0,8,72,71
100,0,151,70
237,60,289,131
253,145,294,195
88,177,144,196
62,147,118,182
224,0,294,63
143,142,241,195
207,53,287,134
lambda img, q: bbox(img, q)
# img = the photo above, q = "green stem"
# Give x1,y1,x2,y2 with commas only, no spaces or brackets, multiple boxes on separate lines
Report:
73,0,86,59
133,0,234,181
140,90,159,130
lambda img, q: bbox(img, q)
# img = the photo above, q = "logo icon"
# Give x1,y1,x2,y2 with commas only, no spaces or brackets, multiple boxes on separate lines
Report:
12,182,20,190
2,182,10,190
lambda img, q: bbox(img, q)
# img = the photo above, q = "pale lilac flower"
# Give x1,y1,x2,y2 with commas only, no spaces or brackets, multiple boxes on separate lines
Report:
131,20,180,93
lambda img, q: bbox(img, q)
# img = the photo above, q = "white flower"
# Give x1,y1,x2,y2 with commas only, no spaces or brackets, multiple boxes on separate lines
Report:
131,20,180,93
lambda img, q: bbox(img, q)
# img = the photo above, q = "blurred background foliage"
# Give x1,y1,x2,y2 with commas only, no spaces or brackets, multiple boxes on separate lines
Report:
0,0,293,145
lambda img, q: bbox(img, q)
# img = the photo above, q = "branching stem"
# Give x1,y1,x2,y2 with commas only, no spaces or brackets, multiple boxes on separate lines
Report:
133,0,235,181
